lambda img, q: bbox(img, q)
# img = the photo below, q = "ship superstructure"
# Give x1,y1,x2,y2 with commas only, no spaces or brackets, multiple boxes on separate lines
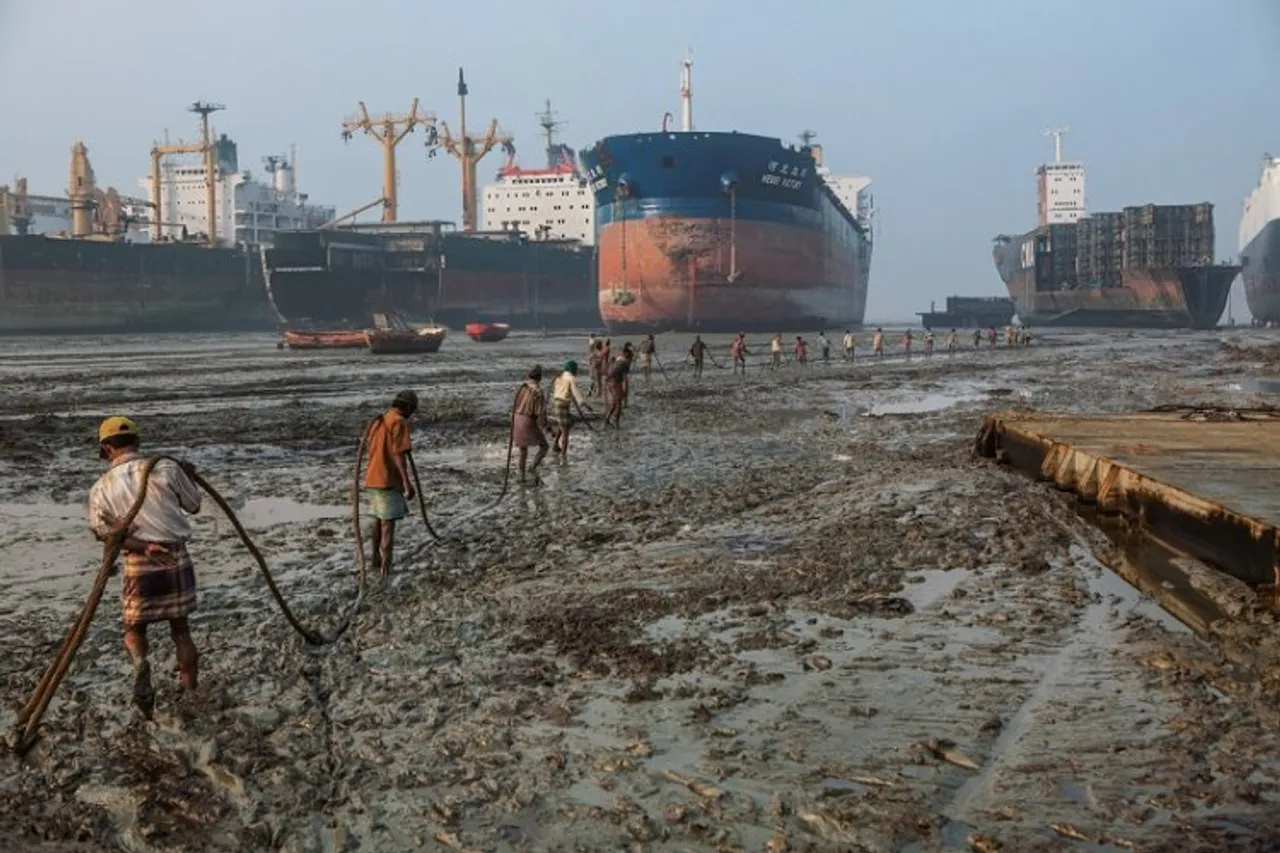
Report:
1240,154,1280,323
482,102,595,244
139,136,334,247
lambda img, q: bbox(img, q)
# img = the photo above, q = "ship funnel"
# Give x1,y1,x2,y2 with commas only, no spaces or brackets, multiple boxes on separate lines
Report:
68,141,97,238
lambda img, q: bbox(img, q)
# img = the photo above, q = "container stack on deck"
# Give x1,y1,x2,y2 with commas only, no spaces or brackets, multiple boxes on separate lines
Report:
1119,203,1214,270
1076,212,1124,289
1036,204,1216,292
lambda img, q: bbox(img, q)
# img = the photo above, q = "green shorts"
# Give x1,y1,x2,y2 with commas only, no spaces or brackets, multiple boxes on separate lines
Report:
366,488,409,521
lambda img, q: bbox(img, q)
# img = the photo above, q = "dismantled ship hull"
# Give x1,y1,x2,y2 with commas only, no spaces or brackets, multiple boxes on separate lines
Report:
580,132,871,334
0,235,271,334
263,227,598,330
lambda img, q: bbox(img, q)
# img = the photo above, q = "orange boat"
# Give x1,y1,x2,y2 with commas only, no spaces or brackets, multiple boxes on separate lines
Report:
283,329,368,350
366,325,448,355
465,322,511,343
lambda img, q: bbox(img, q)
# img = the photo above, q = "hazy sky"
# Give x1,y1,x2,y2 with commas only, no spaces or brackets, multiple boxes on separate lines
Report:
2,0,1277,321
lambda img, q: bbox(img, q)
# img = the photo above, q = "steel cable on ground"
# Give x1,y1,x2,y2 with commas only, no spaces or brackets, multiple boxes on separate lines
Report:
8,449,376,755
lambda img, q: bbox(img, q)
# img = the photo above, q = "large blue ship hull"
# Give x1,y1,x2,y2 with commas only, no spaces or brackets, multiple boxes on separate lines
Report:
580,131,871,333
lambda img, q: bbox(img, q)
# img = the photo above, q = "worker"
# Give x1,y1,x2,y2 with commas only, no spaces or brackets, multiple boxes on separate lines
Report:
1023,325,1034,347
770,334,783,370
731,332,750,375
1005,326,1016,347
689,335,709,379
639,334,657,382
972,328,983,349
946,328,958,355
552,360,589,459
620,342,634,408
604,346,634,427
588,340,604,397
795,335,808,366
987,326,998,347
842,329,856,361
923,328,935,359
587,332,598,360
513,366,551,485
88,416,202,717
363,390,418,577
901,328,914,359
817,331,831,365
872,327,885,359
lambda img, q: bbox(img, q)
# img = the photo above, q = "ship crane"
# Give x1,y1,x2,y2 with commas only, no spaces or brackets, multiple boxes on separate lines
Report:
148,101,224,246
341,98,436,223
438,68,512,232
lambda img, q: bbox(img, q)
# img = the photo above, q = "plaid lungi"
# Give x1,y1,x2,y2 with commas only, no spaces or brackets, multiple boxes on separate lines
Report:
121,543,198,626
552,399,573,425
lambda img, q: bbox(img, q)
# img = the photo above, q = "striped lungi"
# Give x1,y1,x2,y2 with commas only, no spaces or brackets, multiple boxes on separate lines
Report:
121,543,198,626
552,399,573,426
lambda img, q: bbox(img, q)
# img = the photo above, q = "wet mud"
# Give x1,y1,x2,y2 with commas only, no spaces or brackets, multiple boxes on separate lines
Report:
1,329,1280,851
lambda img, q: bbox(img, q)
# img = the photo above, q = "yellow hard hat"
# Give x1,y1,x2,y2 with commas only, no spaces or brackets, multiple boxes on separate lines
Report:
98,416,139,443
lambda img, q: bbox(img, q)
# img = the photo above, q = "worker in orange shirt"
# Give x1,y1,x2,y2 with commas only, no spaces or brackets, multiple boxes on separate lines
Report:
363,390,419,577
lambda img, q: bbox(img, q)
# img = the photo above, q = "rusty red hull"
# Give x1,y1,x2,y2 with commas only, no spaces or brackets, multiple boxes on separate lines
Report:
595,217,866,334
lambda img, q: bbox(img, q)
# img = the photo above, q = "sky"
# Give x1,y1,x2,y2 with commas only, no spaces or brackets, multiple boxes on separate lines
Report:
2,0,1278,322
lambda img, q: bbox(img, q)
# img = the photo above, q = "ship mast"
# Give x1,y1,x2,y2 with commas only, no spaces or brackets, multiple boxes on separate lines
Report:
1044,126,1069,163
341,99,436,223
537,99,565,169
680,51,694,132
439,68,512,232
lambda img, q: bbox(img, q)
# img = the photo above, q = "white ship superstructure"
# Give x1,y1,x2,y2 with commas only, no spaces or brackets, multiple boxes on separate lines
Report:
481,103,595,244
1036,129,1086,226
481,150,595,244
1241,155,1280,251
809,143,873,228
139,135,334,247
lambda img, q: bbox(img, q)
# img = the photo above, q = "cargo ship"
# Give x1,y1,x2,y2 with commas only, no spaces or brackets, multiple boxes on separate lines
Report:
917,296,1014,329
0,107,329,335
1240,154,1280,324
579,56,873,334
263,79,598,331
263,223,596,329
992,130,1238,330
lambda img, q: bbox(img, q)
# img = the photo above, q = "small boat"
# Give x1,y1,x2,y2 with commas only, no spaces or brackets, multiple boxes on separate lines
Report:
465,322,511,343
366,325,448,355
283,329,369,350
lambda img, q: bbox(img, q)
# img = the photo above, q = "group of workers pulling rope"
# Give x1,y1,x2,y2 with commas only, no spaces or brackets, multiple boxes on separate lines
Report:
13,325,1037,749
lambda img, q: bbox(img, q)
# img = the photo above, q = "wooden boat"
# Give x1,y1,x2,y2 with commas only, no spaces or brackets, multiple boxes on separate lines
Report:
465,322,511,343
283,329,368,350
365,325,448,355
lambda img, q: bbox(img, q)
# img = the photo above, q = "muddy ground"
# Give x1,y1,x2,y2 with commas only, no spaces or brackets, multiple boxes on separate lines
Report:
1,329,1279,852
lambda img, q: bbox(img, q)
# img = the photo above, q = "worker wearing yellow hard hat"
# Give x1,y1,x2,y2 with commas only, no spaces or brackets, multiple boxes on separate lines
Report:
88,415,204,717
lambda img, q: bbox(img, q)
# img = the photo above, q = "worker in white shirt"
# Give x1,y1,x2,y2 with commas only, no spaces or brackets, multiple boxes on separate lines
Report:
88,416,202,717
551,360,590,458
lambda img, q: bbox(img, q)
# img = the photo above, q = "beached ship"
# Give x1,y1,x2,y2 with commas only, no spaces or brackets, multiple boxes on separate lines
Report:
992,130,1237,329
579,56,873,333
1241,154,1280,324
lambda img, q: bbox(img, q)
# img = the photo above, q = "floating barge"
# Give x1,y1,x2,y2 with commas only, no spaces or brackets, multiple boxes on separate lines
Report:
976,408,1280,607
